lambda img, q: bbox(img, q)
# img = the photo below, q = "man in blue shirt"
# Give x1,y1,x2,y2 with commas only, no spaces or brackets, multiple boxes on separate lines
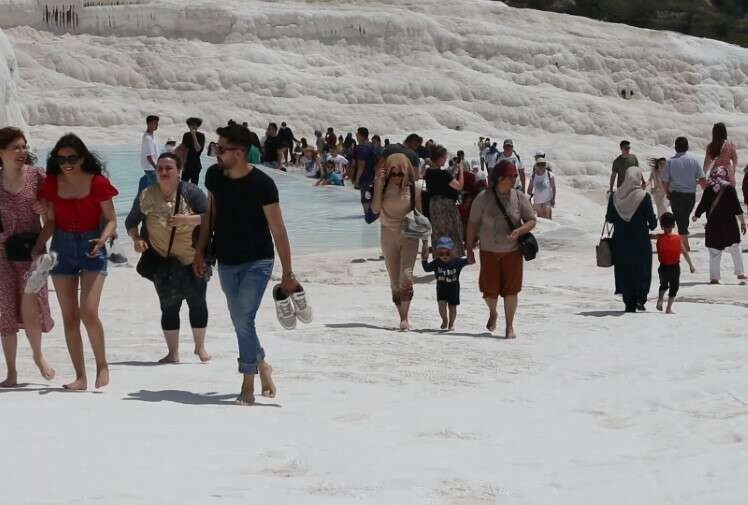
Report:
662,136,706,251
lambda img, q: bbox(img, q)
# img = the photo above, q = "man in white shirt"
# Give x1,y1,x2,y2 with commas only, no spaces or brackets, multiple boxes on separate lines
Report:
138,115,159,194
498,139,525,192
327,153,349,175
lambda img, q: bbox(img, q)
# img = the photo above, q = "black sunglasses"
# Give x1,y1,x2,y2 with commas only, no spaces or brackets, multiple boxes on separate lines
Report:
55,155,82,166
215,146,242,155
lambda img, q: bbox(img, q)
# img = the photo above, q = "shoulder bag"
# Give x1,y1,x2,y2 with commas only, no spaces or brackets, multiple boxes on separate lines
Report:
492,189,538,261
401,183,432,240
596,221,614,268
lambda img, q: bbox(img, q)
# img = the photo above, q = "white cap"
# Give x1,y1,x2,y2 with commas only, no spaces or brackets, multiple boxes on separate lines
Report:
534,151,545,158
166,137,176,144
535,156,547,164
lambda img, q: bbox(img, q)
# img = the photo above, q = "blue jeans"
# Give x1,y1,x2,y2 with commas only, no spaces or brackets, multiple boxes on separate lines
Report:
50,230,108,276
218,259,273,374
138,171,157,194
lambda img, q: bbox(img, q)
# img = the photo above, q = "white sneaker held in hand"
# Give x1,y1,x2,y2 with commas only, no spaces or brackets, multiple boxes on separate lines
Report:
273,284,297,330
290,286,312,324
25,252,58,294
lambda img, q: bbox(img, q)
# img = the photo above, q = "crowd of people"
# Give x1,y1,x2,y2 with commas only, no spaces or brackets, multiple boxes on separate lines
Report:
604,123,746,313
0,115,744,404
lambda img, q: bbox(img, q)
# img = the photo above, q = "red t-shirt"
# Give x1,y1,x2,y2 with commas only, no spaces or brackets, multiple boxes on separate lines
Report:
657,233,681,265
39,175,119,233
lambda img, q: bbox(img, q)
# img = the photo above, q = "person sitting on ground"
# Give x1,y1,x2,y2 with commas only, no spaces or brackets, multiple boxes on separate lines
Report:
651,212,695,314
315,159,343,187
421,236,474,331
527,157,556,219
692,166,747,285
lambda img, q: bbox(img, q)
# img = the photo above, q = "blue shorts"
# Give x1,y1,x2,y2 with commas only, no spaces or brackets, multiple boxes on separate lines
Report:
50,230,108,276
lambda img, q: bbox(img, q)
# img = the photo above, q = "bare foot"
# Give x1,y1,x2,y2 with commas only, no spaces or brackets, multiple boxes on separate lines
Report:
235,395,256,406
486,312,497,332
194,346,211,362
440,319,448,330
447,326,455,331
95,366,109,389
259,361,276,398
738,274,747,280
666,309,675,314
63,377,87,391
158,354,180,364
235,374,256,405
0,374,18,388
710,279,720,284
505,327,516,339
656,302,663,311
399,320,411,331
33,355,56,381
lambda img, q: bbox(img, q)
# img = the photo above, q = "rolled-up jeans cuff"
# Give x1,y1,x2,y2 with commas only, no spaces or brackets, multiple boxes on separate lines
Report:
237,351,265,375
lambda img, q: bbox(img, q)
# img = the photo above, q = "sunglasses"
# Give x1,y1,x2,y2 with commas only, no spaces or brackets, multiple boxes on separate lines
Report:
215,146,242,155
389,171,404,178
55,155,82,166
437,251,451,257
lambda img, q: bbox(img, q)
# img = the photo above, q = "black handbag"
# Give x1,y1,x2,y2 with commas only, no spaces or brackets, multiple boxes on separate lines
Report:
5,232,39,262
136,183,182,282
492,189,538,261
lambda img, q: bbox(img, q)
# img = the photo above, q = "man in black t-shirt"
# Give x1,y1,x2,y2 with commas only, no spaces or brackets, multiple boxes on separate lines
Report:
278,122,297,164
194,123,300,405
262,122,284,170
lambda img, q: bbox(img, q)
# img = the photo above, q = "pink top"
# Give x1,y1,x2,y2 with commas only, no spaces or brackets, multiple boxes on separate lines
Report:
0,166,45,252
705,140,738,186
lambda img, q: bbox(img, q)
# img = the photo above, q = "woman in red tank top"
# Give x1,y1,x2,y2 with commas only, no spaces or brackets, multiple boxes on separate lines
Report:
37,134,118,391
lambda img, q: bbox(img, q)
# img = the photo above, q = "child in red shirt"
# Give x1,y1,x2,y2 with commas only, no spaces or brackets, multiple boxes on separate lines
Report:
652,212,695,313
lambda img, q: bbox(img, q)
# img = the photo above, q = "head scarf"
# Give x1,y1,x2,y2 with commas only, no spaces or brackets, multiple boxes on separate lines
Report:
708,166,730,192
613,166,647,222
384,153,414,193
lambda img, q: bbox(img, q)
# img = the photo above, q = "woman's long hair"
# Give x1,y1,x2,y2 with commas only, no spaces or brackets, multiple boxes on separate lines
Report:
708,122,727,158
248,131,261,150
46,133,105,176
383,153,415,194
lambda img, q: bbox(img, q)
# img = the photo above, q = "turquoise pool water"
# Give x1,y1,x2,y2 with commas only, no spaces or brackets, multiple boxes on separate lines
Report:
37,146,380,255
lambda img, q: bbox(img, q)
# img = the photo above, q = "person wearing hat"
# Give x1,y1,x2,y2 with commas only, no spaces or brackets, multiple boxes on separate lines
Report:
497,139,525,193
163,137,177,153
421,236,474,331
182,117,205,185
527,156,556,219
467,160,536,338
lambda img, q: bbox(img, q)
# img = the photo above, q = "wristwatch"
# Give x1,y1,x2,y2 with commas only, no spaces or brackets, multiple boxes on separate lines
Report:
282,272,296,280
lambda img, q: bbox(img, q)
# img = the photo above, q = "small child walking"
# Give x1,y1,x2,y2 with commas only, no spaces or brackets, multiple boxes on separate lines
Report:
653,212,695,313
421,236,474,330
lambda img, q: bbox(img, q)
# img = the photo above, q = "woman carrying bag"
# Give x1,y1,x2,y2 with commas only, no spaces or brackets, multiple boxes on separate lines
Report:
372,153,427,331
126,152,211,364
605,166,658,312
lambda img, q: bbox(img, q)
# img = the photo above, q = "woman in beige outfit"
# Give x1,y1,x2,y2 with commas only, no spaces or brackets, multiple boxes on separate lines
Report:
372,153,423,330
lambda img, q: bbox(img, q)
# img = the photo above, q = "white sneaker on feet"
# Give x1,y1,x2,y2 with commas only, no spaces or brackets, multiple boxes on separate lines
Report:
25,252,57,294
273,284,297,330
290,286,313,324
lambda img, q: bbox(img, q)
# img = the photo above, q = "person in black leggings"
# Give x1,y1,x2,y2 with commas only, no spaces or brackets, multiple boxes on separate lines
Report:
126,153,211,364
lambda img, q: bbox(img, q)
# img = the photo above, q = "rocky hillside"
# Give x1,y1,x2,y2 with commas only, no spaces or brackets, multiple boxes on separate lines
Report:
504,0,748,47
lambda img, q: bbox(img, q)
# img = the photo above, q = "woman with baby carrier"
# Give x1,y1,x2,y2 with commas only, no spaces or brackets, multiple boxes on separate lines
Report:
0,127,56,387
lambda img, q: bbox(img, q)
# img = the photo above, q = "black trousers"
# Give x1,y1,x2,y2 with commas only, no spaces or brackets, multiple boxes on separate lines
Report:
658,263,680,298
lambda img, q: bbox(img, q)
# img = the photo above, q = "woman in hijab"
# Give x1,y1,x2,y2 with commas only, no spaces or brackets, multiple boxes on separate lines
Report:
606,166,658,312
692,166,747,284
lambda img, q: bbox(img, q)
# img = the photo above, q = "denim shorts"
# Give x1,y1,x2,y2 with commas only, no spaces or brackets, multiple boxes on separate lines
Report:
50,230,108,276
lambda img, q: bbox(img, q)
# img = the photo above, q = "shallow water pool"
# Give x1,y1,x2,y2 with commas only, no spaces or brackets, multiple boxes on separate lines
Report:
38,146,380,255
